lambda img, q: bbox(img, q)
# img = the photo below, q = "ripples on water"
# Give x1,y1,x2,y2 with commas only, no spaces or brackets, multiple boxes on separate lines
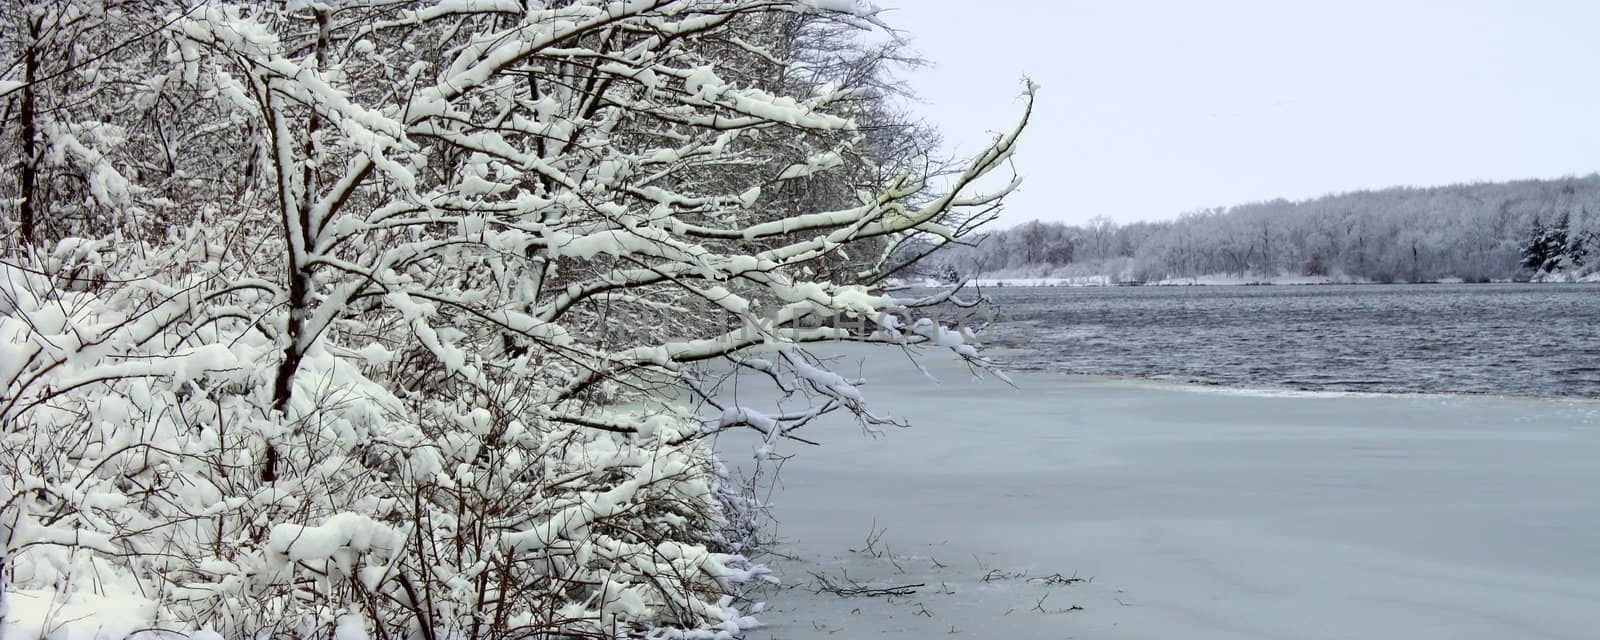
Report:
968,283,1600,398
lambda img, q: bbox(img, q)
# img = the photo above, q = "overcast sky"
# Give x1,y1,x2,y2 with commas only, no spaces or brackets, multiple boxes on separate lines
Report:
878,0,1600,226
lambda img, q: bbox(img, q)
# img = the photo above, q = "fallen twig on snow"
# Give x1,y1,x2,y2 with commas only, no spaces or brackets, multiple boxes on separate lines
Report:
809,569,923,597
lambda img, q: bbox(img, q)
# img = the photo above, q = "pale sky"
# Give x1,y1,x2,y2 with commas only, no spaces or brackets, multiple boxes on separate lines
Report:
880,0,1600,226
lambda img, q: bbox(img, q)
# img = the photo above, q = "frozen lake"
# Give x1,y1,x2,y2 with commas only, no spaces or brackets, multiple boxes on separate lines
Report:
969,283,1600,397
717,346,1600,639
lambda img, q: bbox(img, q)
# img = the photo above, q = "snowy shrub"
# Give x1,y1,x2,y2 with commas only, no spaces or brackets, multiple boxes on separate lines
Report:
1,1,1028,637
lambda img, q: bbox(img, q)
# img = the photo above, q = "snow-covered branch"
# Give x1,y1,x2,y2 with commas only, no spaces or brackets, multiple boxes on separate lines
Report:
1,2,1028,637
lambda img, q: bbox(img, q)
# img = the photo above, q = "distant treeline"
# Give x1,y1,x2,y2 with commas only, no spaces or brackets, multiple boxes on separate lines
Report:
929,174,1600,283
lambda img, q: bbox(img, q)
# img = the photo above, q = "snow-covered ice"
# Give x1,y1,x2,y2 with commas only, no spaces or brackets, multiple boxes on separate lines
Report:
717,346,1600,639
962,273,1348,288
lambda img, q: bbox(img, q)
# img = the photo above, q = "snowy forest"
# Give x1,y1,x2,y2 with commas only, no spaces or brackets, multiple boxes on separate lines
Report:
0,2,1027,638
931,176,1600,284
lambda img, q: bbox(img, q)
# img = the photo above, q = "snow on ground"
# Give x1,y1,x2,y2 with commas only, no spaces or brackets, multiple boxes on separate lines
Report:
3,590,158,640
716,346,1600,639
8,346,1594,639
1536,270,1600,283
965,274,1350,287
923,273,1600,288
968,273,1600,287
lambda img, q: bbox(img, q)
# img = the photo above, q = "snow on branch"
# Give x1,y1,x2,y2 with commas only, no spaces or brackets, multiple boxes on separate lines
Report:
0,1,1028,637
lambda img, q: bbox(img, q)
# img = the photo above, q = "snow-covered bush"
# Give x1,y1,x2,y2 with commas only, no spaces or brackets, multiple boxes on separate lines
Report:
2,1,1028,637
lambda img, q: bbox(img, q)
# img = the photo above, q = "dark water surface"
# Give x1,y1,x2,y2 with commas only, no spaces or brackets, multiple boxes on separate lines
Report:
973,283,1600,397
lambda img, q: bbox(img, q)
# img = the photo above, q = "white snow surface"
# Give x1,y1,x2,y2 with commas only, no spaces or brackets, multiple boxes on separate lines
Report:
968,272,1600,287
967,274,1350,287
715,345,1600,639
4,589,156,640
7,345,1595,639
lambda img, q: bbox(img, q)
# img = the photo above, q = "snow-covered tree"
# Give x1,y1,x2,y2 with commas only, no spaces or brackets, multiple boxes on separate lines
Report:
1522,211,1583,276
1522,217,1554,272
0,2,1031,637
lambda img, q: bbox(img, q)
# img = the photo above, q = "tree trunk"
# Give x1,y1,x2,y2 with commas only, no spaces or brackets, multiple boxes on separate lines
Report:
17,16,39,246
263,7,331,483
